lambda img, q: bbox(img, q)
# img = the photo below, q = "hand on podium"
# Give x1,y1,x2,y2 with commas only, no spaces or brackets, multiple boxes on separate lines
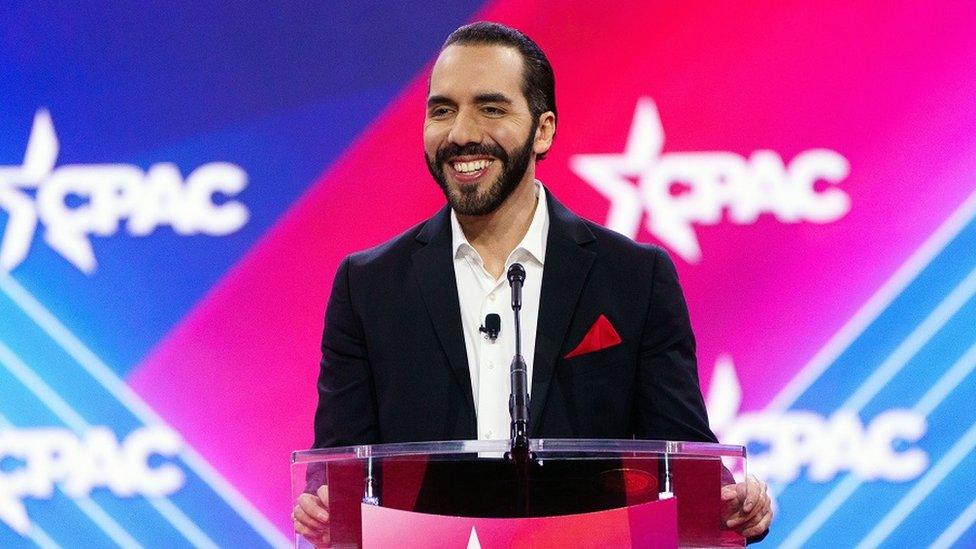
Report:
721,474,773,539
293,484,331,547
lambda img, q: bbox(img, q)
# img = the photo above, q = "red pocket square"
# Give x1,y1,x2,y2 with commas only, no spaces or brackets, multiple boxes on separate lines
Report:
564,314,622,359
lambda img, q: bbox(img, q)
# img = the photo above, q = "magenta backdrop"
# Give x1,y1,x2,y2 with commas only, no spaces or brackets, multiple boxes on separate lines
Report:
125,2,976,544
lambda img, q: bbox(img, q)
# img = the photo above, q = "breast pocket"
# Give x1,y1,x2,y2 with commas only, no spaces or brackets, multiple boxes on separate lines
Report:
563,343,632,378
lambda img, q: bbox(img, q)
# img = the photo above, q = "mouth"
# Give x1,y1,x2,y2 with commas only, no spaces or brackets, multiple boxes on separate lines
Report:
447,157,496,183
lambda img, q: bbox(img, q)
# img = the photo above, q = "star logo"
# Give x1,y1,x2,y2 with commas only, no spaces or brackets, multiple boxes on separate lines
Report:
466,526,482,549
0,110,249,274
703,354,928,484
570,98,851,263
0,110,56,272
0,425,185,536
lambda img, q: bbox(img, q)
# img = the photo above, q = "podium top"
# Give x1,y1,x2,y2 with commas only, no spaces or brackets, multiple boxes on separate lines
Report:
292,438,745,463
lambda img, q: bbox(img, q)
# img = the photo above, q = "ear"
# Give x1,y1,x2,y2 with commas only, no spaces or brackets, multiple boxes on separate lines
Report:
533,111,556,156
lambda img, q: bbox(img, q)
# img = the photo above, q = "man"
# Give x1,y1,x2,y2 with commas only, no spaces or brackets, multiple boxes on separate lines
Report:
295,21,772,544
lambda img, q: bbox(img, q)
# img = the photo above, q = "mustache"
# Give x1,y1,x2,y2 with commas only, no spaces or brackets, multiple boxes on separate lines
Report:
434,142,509,166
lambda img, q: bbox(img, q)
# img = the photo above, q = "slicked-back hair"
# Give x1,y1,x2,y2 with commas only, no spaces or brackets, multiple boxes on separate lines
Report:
443,21,557,159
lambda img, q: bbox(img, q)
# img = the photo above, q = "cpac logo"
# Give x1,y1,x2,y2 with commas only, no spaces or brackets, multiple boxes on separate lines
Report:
706,356,928,484
0,110,249,274
0,425,184,535
571,98,851,263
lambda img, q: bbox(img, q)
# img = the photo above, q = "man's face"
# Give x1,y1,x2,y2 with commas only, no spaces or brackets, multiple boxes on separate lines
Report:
424,44,542,216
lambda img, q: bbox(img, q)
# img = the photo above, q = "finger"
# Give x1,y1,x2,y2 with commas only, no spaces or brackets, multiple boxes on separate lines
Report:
721,491,738,520
316,484,330,504
735,483,772,529
295,520,326,541
733,502,767,533
299,493,331,524
728,509,755,529
294,503,328,531
721,481,749,523
728,481,767,528
741,508,773,538
726,500,759,527
742,475,760,513
753,481,768,516
295,516,331,545
743,486,773,537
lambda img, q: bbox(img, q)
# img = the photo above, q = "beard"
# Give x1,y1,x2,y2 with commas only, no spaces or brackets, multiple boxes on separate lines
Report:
425,122,537,216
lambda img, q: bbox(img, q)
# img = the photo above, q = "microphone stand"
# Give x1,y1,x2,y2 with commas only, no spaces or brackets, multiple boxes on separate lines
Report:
506,263,531,459
505,263,532,515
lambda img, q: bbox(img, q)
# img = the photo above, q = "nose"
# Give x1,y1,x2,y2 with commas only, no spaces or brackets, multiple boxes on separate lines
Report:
447,108,483,146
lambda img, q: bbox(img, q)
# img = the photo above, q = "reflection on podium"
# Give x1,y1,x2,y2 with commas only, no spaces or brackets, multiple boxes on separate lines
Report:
293,439,746,548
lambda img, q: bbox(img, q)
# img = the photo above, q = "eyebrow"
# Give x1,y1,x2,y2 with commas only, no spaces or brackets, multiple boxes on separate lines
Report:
473,92,513,105
426,92,514,109
426,95,455,109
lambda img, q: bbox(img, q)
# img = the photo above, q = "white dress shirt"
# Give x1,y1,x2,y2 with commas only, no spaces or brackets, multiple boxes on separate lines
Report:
451,182,548,441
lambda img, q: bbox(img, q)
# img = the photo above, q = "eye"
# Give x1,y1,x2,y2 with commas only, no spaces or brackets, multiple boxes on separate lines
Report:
482,106,505,116
428,106,453,119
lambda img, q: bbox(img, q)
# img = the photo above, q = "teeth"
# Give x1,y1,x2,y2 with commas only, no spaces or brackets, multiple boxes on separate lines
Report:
453,159,492,174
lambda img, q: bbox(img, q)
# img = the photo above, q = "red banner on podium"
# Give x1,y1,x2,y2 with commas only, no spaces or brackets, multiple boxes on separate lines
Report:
361,497,678,548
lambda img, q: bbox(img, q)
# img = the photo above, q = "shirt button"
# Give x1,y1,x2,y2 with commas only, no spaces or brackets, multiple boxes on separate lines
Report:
488,293,496,302
485,430,493,439
487,361,494,370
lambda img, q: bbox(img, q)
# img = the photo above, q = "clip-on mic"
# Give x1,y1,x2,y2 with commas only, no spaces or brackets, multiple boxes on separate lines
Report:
479,313,501,342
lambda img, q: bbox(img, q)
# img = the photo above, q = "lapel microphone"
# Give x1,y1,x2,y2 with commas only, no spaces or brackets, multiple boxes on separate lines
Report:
479,313,501,342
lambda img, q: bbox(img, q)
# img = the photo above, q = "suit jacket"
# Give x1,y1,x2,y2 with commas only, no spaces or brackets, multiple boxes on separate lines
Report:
313,190,717,448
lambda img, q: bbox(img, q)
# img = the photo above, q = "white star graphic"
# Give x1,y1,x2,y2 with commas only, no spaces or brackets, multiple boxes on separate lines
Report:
0,109,57,272
570,97,852,264
466,526,482,549
569,97,704,262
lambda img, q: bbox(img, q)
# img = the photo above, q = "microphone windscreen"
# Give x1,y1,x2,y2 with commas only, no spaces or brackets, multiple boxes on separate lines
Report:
507,262,526,284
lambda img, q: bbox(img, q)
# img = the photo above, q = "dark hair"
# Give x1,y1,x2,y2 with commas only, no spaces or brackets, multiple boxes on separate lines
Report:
443,21,557,158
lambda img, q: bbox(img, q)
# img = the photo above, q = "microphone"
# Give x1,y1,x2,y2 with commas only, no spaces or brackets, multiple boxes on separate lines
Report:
506,263,530,461
507,263,525,311
479,313,501,342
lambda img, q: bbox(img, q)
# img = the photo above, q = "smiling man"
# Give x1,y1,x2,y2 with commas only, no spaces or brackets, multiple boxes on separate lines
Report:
295,21,772,545
424,40,551,232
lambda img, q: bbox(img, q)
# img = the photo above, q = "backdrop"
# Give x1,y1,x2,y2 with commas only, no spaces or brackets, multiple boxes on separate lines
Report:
2,2,975,547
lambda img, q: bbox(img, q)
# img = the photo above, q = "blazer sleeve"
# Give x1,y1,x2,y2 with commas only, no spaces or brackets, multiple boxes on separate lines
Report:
312,256,381,449
631,247,718,443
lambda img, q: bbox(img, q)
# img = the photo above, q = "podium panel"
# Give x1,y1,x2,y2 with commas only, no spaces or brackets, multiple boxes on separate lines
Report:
361,496,679,547
292,439,746,548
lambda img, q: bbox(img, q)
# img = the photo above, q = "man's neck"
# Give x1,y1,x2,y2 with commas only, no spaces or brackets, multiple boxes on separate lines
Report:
456,177,539,279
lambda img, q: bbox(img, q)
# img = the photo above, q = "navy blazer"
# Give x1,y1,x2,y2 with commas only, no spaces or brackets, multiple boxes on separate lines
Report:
313,190,717,448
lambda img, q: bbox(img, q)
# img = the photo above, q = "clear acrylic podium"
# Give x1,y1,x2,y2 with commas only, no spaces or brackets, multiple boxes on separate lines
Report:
292,439,747,548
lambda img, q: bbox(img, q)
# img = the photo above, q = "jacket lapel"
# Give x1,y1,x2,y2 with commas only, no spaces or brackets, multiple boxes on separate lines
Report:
411,206,477,418
529,192,596,436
